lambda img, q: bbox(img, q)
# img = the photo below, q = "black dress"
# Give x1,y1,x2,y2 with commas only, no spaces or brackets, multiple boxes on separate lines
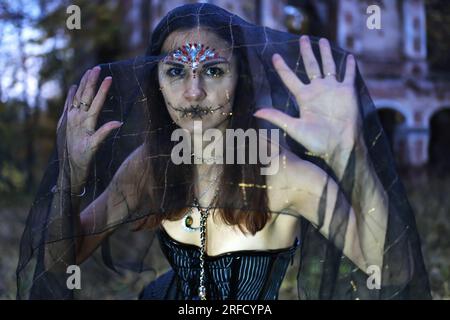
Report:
139,227,299,300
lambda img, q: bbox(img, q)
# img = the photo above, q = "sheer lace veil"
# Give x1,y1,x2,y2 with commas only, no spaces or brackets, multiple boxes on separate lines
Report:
17,3,430,300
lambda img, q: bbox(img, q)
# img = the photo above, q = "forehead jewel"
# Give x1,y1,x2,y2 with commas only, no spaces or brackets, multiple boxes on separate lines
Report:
170,43,220,70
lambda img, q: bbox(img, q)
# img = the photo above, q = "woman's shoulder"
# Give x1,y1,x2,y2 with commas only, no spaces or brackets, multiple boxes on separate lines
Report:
265,146,330,211
266,146,326,184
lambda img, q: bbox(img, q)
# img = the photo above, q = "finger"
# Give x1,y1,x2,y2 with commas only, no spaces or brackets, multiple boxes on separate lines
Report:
318,38,336,78
300,36,322,81
89,76,112,119
253,108,298,137
80,66,101,111
272,54,305,99
91,121,123,151
73,69,92,107
343,54,356,86
67,84,78,109
58,85,77,131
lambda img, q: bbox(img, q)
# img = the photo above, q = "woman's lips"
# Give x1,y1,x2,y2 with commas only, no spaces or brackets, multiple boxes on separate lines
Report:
172,104,224,119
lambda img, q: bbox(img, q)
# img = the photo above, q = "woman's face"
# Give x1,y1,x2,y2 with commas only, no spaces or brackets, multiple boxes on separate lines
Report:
158,28,238,132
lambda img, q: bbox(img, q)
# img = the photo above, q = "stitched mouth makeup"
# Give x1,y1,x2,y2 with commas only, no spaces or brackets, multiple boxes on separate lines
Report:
169,103,225,119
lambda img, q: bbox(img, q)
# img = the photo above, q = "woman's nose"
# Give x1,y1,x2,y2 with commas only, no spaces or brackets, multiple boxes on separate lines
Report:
183,77,206,102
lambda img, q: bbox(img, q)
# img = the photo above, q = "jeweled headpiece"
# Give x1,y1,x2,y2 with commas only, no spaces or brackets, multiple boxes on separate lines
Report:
169,43,220,72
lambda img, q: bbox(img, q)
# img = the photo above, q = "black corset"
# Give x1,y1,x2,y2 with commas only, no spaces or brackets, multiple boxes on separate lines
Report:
156,227,299,300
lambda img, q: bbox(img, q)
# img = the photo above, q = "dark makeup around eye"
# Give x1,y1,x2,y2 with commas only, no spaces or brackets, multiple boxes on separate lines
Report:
162,60,231,77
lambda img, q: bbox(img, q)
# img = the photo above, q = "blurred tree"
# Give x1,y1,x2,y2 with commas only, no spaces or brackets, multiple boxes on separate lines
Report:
0,0,132,195
36,0,124,102
0,0,38,193
0,99,27,193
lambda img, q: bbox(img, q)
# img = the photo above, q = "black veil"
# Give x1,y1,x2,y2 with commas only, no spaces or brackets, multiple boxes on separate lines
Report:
17,3,430,300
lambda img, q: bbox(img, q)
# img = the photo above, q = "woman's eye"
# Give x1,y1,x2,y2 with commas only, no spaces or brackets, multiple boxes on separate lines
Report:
166,68,185,77
204,67,224,78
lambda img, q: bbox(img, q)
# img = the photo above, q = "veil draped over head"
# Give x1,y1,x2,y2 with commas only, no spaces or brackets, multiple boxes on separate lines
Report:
17,3,430,300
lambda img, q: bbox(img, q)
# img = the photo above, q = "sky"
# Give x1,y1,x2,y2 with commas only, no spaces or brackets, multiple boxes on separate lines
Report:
0,0,67,108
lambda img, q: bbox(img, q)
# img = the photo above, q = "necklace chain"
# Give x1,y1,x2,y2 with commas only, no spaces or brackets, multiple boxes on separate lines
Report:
193,193,217,300
182,169,222,232
197,168,222,200
181,169,221,300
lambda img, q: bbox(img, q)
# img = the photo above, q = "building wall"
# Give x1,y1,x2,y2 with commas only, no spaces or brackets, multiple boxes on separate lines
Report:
123,0,450,167
336,0,450,166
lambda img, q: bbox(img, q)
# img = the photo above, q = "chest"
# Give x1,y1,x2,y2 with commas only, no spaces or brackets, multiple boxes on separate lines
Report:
161,206,299,256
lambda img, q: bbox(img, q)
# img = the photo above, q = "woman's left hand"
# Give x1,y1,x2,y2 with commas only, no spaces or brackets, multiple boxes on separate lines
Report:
254,36,362,161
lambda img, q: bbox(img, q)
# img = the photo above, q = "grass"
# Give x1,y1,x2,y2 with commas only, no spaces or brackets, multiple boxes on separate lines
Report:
402,171,450,299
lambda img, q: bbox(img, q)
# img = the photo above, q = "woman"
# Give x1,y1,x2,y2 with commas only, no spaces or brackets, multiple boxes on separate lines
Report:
17,3,430,300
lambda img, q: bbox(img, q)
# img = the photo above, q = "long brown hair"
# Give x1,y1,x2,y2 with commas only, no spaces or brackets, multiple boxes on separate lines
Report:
134,29,270,235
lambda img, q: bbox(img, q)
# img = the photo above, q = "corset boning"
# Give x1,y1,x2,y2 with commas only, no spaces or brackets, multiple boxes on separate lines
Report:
157,227,299,300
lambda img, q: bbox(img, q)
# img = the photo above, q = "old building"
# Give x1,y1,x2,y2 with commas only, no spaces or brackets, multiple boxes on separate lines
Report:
122,0,450,169
336,0,450,170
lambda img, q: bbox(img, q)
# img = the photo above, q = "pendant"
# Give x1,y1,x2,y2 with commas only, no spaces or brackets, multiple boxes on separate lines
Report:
182,209,200,232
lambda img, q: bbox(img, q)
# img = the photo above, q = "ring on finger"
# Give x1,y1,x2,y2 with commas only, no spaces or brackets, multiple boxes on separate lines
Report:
71,103,80,109
309,74,321,81
80,101,89,109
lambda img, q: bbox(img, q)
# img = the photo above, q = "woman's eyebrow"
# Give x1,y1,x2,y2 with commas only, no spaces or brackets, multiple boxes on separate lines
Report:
201,60,230,68
163,61,185,67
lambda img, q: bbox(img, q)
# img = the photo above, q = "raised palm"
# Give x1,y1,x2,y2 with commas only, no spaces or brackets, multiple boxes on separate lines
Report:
254,36,361,159
57,67,122,177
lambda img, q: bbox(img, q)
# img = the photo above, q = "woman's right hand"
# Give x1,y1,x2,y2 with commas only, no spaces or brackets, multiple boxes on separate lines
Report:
57,67,123,185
